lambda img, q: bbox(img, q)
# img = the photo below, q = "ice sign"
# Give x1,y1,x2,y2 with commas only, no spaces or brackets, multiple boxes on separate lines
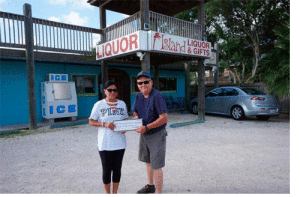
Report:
48,74,68,82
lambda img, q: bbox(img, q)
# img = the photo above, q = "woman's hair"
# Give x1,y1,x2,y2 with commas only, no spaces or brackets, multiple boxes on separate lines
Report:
103,80,117,89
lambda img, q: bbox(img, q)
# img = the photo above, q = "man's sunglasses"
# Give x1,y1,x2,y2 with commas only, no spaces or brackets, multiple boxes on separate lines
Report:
137,80,151,85
107,89,118,93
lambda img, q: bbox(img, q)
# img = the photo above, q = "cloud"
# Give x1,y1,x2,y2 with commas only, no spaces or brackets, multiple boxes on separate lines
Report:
48,0,93,10
48,16,61,22
63,11,88,26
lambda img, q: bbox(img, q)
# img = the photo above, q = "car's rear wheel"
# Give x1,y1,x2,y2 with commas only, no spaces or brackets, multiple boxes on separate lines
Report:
192,103,198,114
256,115,271,120
231,106,245,120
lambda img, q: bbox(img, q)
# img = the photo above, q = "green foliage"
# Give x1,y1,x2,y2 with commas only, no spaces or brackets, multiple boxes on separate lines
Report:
174,0,290,96
257,23,290,98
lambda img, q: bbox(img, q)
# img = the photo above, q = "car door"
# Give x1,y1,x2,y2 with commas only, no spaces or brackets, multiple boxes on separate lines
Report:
220,88,239,115
205,88,223,113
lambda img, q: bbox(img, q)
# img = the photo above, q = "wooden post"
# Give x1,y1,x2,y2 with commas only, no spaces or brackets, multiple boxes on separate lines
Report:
197,59,205,121
214,43,220,88
184,63,191,111
140,0,150,73
197,0,206,121
99,5,107,98
23,4,37,130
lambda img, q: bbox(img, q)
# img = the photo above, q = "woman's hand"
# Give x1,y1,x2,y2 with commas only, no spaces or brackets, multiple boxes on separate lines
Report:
104,122,116,131
133,112,139,119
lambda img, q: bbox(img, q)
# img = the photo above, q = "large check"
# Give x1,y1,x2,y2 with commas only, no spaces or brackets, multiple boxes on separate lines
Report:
113,119,143,132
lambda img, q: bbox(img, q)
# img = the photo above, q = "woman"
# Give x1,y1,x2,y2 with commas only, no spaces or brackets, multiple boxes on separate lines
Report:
89,80,128,194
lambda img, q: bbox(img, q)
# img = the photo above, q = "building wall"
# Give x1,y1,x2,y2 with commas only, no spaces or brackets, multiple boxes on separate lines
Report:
0,60,185,126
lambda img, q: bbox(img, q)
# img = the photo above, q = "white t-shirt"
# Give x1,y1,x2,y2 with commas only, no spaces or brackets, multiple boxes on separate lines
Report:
89,99,128,151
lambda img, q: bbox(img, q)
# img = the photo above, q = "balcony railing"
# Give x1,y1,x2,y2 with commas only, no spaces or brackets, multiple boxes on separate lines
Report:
0,11,100,55
103,11,202,42
1,10,202,55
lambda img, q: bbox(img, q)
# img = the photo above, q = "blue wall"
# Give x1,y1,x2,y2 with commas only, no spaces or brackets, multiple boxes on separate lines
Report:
0,60,185,126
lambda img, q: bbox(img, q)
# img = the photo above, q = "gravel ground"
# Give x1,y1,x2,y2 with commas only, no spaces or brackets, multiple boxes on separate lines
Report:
0,112,290,194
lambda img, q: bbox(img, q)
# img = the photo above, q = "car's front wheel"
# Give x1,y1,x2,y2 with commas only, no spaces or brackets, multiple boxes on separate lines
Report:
192,103,198,114
231,106,245,120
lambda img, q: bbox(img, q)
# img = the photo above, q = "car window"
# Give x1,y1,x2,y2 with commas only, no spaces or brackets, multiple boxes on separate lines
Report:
223,88,239,96
240,88,266,95
206,88,223,97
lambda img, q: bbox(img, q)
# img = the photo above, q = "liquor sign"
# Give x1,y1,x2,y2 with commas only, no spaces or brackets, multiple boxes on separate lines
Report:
96,31,147,60
150,31,211,58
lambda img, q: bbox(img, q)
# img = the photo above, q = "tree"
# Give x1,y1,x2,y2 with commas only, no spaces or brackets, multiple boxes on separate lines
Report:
256,23,290,98
205,0,290,83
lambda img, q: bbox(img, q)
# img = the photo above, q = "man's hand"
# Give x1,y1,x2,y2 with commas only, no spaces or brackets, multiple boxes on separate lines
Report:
135,125,147,134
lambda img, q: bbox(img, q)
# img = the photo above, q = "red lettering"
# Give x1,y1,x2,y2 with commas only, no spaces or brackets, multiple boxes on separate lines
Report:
161,34,165,49
193,48,198,54
96,45,103,59
129,34,138,50
105,43,112,56
112,40,119,54
120,37,128,52
206,43,210,49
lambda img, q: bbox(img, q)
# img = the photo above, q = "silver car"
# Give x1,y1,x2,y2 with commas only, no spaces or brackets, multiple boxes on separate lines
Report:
190,87,280,120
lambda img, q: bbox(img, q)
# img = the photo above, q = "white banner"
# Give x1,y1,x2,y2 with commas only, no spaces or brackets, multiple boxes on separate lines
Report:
150,31,211,58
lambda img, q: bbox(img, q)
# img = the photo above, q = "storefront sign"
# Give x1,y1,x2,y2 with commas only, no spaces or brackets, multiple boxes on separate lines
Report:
150,32,211,57
96,30,211,60
96,32,141,60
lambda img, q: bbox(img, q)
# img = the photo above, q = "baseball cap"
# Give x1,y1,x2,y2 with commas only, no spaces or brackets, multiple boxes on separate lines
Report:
137,71,151,80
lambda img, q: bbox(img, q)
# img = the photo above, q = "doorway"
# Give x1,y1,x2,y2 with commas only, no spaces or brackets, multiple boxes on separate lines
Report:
98,68,131,111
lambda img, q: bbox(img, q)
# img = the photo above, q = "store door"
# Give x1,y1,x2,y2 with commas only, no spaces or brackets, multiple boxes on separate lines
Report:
98,68,131,111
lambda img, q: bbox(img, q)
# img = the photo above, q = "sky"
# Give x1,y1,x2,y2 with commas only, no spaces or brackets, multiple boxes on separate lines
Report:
0,0,129,47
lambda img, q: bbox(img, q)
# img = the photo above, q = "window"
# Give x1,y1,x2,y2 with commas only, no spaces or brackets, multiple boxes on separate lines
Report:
240,88,266,95
206,88,223,97
72,75,96,95
159,78,177,91
131,77,177,92
223,88,239,96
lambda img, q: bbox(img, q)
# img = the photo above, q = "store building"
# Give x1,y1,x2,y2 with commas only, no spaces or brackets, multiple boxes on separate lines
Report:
0,0,210,127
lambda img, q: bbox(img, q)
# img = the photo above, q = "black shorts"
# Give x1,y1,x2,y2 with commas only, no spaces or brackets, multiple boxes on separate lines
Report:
138,129,167,169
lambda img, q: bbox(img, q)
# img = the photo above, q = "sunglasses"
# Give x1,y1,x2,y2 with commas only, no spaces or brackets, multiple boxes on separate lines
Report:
106,89,118,93
137,80,151,85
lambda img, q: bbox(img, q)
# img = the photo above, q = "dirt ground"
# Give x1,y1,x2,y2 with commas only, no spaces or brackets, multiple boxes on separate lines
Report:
0,112,290,194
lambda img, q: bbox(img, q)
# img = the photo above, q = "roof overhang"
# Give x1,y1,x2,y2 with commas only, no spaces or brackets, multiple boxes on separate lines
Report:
87,0,209,16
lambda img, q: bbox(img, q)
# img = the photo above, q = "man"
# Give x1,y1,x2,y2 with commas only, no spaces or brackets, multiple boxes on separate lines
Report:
133,71,168,194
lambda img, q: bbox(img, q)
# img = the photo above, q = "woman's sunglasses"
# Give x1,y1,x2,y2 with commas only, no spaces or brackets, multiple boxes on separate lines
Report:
106,89,118,93
137,80,151,85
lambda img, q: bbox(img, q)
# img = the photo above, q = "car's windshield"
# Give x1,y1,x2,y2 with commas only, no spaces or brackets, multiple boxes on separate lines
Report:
240,88,266,95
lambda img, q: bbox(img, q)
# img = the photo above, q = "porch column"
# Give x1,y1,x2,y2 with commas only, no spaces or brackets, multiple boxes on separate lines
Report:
100,5,108,98
140,0,150,73
184,63,191,111
197,0,206,121
197,59,205,121
23,3,37,130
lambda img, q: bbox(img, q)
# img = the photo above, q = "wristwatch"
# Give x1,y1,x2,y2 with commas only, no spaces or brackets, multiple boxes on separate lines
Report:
145,125,149,132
